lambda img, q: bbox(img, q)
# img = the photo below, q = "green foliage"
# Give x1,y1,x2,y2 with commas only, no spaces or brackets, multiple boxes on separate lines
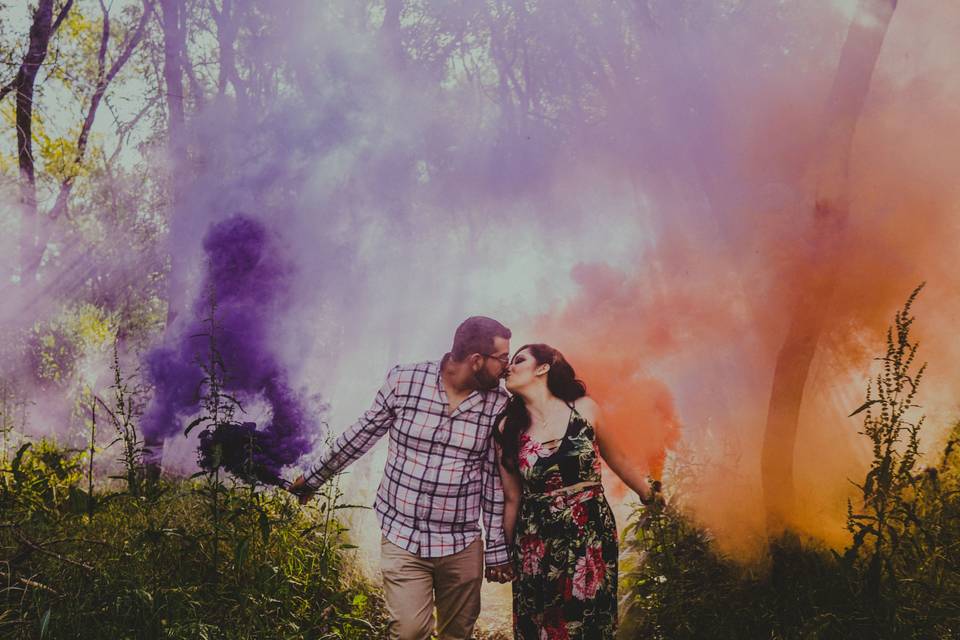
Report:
27,303,116,389
188,284,241,439
1,439,86,522
620,286,960,639
0,380,24,464
98,338,147,497
620,502,748,639
3,295,373,638
0,443,387,640
842,282,957,631
621,505,860,640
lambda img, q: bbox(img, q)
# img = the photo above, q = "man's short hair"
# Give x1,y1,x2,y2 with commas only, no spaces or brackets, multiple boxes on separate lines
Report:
451,316,511,361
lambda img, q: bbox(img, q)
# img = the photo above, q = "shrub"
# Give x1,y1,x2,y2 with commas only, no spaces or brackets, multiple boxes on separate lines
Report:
0,443,386,639
619,285,960,639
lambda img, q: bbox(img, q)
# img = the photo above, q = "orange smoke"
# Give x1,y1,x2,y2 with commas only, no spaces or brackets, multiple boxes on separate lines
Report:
490,1,960,560
522,4,960,551
530,259,747,489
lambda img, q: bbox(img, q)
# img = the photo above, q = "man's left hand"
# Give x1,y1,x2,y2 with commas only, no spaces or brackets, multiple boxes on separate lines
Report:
485,563,515,583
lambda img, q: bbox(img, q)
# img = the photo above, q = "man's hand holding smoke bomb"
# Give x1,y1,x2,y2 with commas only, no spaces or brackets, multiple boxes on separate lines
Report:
288,474,316,505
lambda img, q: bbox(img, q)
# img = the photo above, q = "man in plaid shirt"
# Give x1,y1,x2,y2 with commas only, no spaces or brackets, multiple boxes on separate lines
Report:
290,316,514,640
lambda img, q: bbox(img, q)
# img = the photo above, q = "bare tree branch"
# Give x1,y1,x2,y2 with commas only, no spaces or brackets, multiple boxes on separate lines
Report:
51,0,76,35
107,92,161,166
49,0,155,221
0,75,18,102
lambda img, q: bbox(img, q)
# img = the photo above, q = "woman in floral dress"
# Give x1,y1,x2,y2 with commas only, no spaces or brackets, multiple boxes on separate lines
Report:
493,344,657,640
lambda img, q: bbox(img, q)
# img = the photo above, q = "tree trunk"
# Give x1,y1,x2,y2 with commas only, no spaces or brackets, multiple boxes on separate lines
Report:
381,0,405,64
146,0,190,472
13,0,56,285
8,1,77,286
159,0,189,330
761,0,898,533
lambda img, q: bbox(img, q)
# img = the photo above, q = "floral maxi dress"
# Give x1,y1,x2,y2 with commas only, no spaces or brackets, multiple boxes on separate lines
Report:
512,404,618,640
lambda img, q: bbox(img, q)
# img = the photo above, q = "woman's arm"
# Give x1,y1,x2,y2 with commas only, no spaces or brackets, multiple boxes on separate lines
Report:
496,419,522,545
577,396,656,504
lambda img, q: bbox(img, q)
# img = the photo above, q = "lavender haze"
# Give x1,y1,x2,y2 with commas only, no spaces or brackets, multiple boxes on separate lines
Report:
3,9,960,629
141,1,960,562
142,215,316,480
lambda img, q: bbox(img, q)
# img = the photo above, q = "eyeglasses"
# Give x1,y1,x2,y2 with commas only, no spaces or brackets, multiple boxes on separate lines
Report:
480,353,510,367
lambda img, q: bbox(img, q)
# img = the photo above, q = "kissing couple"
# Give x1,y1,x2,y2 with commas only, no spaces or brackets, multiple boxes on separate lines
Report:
290,316,659,640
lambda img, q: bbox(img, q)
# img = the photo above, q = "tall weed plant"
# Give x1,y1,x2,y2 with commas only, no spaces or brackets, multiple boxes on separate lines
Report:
620,285,960,639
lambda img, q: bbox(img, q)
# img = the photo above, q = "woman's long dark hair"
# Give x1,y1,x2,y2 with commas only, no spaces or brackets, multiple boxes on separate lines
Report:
493,344,586,473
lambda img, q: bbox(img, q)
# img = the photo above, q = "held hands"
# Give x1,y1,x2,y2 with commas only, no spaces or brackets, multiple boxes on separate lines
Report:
485,563,515,583
288,474,317,505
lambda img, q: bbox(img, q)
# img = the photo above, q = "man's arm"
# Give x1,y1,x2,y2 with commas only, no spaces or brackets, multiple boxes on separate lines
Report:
291,366,399,499
496,437,521,546
481,419,512,580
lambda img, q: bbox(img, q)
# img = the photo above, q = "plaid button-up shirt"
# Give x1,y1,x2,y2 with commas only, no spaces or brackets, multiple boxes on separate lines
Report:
304,358,509,566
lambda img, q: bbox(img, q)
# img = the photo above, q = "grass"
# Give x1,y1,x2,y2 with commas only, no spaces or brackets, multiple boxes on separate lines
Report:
0,441,387,639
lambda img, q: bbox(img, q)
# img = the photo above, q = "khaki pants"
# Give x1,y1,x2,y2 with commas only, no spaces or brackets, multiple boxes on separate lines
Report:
380,536,484,640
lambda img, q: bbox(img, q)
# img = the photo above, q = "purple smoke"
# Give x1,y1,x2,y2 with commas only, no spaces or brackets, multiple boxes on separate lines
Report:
141,214,315,482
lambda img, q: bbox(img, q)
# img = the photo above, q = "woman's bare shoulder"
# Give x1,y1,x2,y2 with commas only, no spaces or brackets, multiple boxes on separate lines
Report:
574,396,600,421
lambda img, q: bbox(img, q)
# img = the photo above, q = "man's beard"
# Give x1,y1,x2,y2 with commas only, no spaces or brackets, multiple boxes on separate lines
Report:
471,369,501,391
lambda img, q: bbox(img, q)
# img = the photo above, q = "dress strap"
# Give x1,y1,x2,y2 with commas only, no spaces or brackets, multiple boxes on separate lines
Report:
565,401,577,428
